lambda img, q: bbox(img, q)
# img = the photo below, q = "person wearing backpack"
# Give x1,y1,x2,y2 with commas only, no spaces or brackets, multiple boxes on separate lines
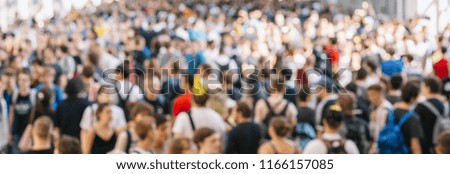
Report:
367,84,393,149
254,77,297,139
294,86,316,150
8,69,36,154
337,93,372,154
114,64,143,122
314,76,338,136
414,77,449,154
378,80,424,154
258,117,301,154
303,104,359,154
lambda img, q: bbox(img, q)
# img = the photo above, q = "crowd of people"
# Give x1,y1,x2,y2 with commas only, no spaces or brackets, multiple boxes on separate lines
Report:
1,0,450,154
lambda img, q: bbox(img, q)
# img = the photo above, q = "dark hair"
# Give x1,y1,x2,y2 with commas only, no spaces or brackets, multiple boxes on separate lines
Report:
280,68,293,81
323,105,343,129
18,68,32,79
65,78,85,98
130,101,154,119
298,86,310,102
442,47,447,54
33,116,53,139
193,128,215,146
437,131,450,154
58,135,81,154
270,76,285,93
116,64,130,79
337,93,356,116
35,87,53,120
236,102,251,118
424,76,442,94
169,138,193,154
356,68,368,80
367,84,385,93
401,80,421,103
270,117,291,137
390,74,403,90
193,93,209,106
365,60,378,73
345,82,358,94
134,116,155,140
87,51,100,66
82,66,95,78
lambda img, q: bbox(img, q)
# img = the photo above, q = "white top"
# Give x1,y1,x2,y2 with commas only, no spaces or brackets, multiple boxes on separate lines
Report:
79,104,127,130
172,107,226,138
115,80,143,104
0,99,8,149
369,99,393,141
303,133,360,154
254,95,298,126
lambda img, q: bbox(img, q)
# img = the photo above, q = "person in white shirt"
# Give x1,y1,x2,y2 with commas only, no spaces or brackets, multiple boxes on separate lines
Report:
113,64,143,121
172,93,226,139
367,84,393,151
304,105,360,154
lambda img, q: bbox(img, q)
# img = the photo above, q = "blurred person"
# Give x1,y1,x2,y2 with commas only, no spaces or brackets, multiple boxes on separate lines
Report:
32,87,55,122
54,78,90,140
34,67,64,110
23,116,54,154
254,76,297,139
172,74,194,117
435,131,450,154
386,74,403,104
114,63,143,121
367,84,393,149
0,78,9,154
168,138,197,154
8,69,35,154
193,128,221,154
304,105,360,154
83,103,117,154
172,93,226,139
258,117,301,154
151,115,170,154
337,93,372,154
314,76,338,136
378,80,424,154
226,102,262,154
294,86,316,150
414,77,449,154
130,116,156,154
55,135,81,154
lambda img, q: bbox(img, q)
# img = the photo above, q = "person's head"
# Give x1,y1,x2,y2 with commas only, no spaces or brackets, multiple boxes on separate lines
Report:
17,69,32,90
435,131,450,154
145,76,161,101
65,78,85,98
367,84,386,106
115,64,130,80
193,128,221,154
56,135,81,154
401,80,421,104
270,76,285,95
317,76,334,99
322,105,344,132
41,67,55,86
96,85,115,104
130,101,154,121
96,103,112,125
169,138,197,154
390,74,403,91
365,60,378,73
81,65,94,80
298,86,311,103
192,93,209,107
235,101,252,123
32,116,53,141
134,116,156,142
268,117,292,139
422,76,442,97
356,68,368,81
181,74,195,92
153,114,170,144
36,87,53,109
1,68,16,89
337,93,356,117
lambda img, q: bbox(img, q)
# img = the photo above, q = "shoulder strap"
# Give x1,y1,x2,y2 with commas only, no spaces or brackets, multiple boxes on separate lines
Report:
187,111,196,131
421,101,444,118
29,90,36,107
125,85,134,101
269,142,279,154
125,130,132,154
263,99,272,111
443,103,449,119
387,110,395,124
278,101,290,116
398,111,414,127
90,104,96,127
12,88,19,105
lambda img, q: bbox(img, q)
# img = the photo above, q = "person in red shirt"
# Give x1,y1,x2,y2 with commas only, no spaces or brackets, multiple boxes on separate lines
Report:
172,74,194,117
323,38,340,73
433,47,449,80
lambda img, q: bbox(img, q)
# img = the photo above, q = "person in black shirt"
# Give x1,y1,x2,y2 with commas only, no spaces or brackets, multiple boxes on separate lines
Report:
86,103,117,154
414,77,447,154
9,69,35,154
55,78,90,140
296,86,315,130
386,74,403,105
25,116,54,154
391,80,424,154
226,102,262,154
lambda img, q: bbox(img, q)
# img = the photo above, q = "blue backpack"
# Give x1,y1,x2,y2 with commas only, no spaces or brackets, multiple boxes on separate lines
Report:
381,59,403,77
295,122,316,150
378,110,413,154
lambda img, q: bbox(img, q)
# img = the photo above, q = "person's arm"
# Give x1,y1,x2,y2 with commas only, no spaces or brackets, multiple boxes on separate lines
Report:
8,106,15,145
172,113,187,138
111,131,129,153
80,129,90,154
253,99,264,124
224,130,236,154
410,137,422,154
288,104,298,127
257,143,274,154
82,129,95,154
18,124,33,152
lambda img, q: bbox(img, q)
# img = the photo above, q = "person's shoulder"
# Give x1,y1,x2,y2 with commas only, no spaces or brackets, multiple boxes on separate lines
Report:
344,140,360,154
303,139,327,154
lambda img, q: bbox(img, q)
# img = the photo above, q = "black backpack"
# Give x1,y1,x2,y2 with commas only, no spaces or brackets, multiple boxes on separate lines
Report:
321,139,348,154
262,99,289,139
342,118,369,154
115,85,134,122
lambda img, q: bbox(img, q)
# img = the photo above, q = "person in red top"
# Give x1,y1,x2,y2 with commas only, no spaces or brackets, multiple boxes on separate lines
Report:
323,38,340,73
433,47,449,80
172,74,194,117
